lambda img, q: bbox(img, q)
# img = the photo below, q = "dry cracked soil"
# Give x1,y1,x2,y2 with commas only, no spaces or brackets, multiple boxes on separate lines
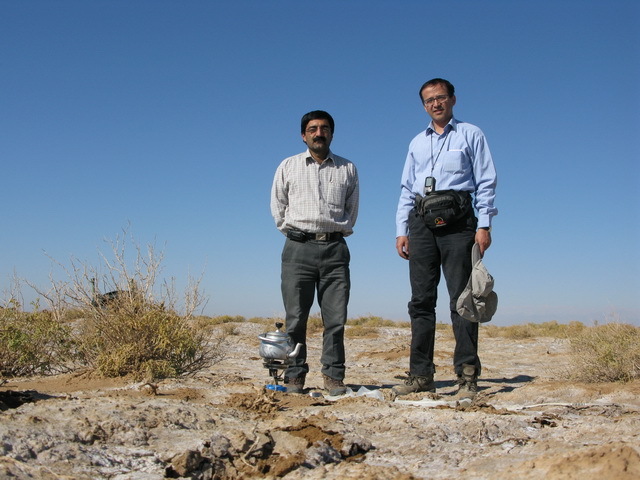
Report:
1,321,639,479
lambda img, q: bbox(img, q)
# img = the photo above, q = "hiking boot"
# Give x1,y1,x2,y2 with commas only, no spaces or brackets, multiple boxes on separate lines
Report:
284,375,305,394
392,373,435,396
455,364,477,402
323,374,347,396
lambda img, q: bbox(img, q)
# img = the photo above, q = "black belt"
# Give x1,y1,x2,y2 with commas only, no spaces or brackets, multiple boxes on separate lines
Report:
286,230,343,242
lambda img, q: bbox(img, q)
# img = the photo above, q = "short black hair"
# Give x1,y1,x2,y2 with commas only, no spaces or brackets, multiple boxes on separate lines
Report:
301,110,335,134
419,78,455,101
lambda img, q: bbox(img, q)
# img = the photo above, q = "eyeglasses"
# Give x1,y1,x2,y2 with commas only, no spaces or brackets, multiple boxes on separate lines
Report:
422,95,449,106
305,125,332,134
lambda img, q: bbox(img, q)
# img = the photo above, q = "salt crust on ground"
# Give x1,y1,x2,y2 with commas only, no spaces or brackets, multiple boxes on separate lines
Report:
1,322,639,479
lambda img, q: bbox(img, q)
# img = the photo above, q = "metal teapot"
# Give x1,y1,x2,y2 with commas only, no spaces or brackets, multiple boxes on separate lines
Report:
258,322,303,362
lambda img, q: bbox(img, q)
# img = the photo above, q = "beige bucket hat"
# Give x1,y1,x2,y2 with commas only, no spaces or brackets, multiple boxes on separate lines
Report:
456,243,498,323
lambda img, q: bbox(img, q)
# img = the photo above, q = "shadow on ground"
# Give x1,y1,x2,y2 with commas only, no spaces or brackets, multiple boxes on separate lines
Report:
0,390,57,410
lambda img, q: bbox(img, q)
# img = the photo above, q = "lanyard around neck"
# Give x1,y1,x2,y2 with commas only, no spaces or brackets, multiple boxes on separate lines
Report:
429,129,449,175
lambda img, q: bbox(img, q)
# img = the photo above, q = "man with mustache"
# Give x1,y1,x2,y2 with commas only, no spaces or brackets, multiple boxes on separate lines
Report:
271,110,359,396
394,79,498,401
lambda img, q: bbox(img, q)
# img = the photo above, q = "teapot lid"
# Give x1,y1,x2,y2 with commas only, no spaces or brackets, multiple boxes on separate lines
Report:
260,322,290,341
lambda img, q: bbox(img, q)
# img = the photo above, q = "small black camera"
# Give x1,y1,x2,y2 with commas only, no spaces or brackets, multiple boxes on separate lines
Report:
424,176,436,194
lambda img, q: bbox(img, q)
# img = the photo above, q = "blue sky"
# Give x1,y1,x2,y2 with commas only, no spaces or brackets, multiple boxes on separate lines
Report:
2,1,639,326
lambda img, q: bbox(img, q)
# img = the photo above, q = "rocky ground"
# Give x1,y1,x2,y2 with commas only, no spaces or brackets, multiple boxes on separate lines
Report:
1,321,639,479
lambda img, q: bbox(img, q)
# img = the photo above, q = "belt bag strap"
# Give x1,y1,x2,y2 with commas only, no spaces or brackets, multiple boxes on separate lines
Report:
415,190,471,229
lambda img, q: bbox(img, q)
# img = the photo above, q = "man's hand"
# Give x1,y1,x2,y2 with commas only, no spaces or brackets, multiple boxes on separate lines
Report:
396,236,410,260
475,229,492,255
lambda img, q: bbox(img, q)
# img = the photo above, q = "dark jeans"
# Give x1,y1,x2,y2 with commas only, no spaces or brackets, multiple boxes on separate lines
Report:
407,208,481,378
281,237,350,381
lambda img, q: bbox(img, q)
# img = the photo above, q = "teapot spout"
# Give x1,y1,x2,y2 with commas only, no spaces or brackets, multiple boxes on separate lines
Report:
288,343,303,358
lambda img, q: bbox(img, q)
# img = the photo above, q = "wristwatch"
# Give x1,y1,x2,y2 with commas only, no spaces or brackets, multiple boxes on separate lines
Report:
479,227,492,232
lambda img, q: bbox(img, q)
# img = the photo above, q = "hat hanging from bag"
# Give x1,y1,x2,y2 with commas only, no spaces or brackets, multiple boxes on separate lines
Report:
456,243,498,323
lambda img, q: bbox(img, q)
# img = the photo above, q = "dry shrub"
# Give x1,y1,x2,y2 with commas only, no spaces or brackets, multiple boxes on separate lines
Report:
0,302,75,377
307,313,324,334
305,313,396,334
568,322,640,382
436,322,451,332
346,325,378,337
25,230,226,381
77,302,224,380
349,315,396,327
193,315,245,332
58,307,86,323
435,322,451,332
483,321,586,339
208,315,246,324
432,322,456,340
483,323,535,339
220,324,240,336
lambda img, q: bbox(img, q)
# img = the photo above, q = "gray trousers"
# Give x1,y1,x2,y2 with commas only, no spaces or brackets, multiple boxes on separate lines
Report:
281,237,351,381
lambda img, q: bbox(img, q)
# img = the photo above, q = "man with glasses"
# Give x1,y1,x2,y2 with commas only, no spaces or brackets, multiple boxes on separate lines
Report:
271,110,359,396
393,79,498,401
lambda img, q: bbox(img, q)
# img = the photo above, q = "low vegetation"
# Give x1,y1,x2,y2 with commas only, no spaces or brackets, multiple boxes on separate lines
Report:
1,233,225,382
568,322,640,382
2,236,638,384
483,320,586,339
78,301,224,380
349,315,398,327
0,302,75,377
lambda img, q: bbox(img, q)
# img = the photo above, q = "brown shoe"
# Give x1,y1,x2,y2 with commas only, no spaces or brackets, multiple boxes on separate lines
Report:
284,375,305,394
323,374,347,396
392,373,435,396
455,364,477,401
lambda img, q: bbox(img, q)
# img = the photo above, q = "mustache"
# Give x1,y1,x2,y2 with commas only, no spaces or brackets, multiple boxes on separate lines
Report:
313,136,327,142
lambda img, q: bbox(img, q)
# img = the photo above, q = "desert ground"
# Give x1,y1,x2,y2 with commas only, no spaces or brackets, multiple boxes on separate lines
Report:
1,321,639,479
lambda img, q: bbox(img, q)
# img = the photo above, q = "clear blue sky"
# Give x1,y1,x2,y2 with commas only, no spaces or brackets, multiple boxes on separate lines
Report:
2,1,639,326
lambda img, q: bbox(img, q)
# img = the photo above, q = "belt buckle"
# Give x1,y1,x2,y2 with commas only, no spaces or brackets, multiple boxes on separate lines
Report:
316,233,327,241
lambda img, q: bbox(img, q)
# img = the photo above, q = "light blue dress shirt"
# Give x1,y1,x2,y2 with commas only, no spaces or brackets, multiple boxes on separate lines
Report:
396,117,498,237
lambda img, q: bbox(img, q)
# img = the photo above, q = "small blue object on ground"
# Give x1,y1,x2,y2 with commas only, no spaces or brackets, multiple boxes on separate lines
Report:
265,384,287,392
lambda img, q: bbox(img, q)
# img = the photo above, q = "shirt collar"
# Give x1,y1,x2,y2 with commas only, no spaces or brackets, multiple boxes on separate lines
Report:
305,149,335,164
427,117,458,135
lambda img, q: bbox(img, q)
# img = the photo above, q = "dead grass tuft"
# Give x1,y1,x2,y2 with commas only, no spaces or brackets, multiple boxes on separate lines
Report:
193,315,245,331
349,315,397,327
346,325,379,337
209,315,246,324
483,321,586,339
307,313,324,334
568,322,640,382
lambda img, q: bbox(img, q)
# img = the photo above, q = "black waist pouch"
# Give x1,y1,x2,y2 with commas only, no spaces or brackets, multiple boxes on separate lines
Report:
415,190,471,229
